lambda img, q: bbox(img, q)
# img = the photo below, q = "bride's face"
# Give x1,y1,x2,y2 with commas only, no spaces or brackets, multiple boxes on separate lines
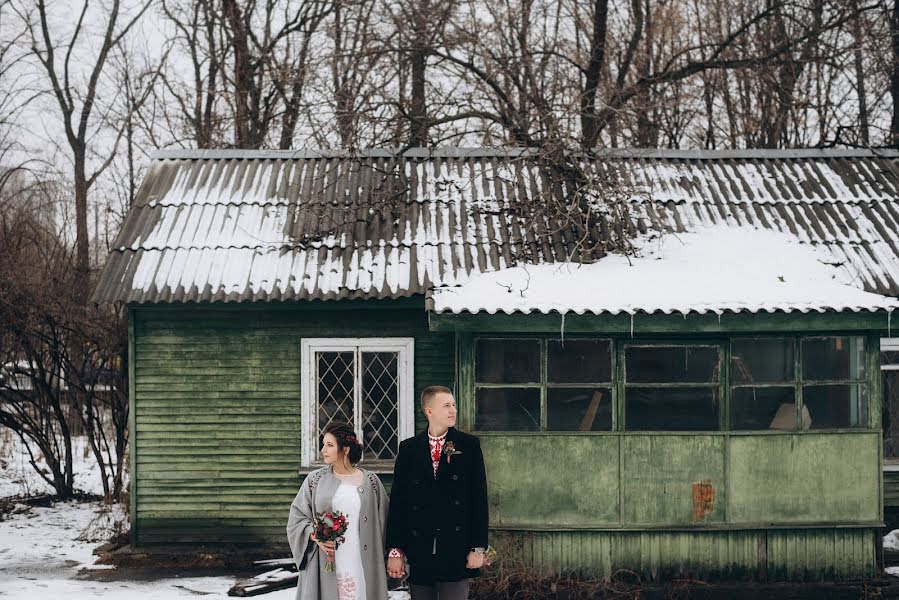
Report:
320,433,348,465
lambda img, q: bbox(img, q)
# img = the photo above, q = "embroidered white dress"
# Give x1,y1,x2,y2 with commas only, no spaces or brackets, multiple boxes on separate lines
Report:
332,471,366,600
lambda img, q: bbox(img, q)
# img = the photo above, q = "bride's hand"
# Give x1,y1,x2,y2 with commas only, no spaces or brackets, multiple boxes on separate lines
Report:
310,532,335,555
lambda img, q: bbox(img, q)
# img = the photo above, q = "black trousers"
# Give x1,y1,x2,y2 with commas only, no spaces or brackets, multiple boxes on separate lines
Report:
410,581,470,600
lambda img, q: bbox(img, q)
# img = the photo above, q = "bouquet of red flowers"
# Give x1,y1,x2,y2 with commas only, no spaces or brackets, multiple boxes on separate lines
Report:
313,510,349,572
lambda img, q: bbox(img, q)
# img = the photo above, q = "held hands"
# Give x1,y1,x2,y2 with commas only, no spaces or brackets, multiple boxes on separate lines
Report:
466,550,485,569
386,555,405,578
310,531,335,557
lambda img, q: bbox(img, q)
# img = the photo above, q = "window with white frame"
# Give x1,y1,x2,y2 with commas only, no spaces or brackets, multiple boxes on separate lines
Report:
301,338,414,467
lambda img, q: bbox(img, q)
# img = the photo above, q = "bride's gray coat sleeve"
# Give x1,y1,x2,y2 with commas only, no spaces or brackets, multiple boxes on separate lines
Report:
286,473,316,570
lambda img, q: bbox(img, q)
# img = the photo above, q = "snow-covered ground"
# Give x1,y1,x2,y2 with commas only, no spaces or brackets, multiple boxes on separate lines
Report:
0,431,298,599
0,431,108,498
0,431,412,599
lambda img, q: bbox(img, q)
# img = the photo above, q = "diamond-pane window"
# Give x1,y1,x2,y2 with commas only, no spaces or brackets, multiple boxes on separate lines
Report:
302,339,414,467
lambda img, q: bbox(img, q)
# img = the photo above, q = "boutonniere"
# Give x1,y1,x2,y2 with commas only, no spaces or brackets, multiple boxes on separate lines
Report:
444,441,463,463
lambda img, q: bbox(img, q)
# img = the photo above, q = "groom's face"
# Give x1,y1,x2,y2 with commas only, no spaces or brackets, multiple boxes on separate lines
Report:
426,392,457,429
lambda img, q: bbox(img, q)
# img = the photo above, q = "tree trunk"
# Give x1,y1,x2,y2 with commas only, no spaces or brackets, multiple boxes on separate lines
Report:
891,0,899,147
580,0,610,149
73,153,90,304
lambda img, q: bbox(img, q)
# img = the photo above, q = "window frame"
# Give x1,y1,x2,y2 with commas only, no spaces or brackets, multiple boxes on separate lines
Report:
466,334,877,434
620,340,726,432
300,337,414,468
473,336,615,432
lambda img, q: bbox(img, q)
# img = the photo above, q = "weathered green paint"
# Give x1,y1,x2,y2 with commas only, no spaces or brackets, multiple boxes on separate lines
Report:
490,528,874,581
483,434,620,527
131,300,452,546
481,433,880,530
129,300,885,579
429,309,895,335
727,433,880,524
623,435,726,525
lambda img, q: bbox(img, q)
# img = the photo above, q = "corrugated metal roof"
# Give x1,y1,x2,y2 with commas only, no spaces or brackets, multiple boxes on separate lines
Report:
92,148,899,309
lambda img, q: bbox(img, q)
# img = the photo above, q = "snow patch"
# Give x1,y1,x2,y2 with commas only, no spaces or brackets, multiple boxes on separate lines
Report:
431,225,899,315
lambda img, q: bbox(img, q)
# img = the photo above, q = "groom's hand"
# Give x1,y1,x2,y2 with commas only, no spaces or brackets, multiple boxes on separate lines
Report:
466,551,485,569
387,556,405,578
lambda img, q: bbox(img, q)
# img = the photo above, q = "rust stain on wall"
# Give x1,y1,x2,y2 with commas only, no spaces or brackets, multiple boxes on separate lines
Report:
692,479,715,523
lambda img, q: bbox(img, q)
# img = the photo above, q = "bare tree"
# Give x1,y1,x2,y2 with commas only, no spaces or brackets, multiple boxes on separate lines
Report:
17,0,151,302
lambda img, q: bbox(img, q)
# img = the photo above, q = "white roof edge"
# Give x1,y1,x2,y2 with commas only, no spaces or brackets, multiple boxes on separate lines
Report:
150,147,899,161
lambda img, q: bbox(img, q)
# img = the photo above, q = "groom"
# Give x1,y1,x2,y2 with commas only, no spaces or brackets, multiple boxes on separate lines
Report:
385,385,489,600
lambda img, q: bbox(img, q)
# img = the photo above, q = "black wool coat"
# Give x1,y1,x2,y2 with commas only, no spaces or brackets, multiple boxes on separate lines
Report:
385,427,489,584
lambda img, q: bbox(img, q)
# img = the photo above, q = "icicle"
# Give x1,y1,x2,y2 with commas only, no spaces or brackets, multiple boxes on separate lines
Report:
889,309,893,338
630,313,634,338
560,312,566,347
717,312,721,325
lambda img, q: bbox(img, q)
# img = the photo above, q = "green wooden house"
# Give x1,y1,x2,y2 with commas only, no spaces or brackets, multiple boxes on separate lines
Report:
93,148,899,581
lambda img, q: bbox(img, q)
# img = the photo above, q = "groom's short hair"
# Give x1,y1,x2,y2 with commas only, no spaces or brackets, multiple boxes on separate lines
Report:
421,385,453,410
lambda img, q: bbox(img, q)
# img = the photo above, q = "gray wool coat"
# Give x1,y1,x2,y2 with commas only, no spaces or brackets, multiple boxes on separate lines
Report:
287,466,389,600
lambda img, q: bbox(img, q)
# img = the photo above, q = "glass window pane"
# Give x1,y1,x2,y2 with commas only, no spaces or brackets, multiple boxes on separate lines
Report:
884,369,899,458
803,384,867,429
802,337,865,381
475,388,541,431
475,339,540,384
731,339,794,384
731,387,796,430
317,351,355,435
626,346,719,384
547,339,612,383
547,387,612,431
882,350,899,366
360,352,399,460
625,387,720,431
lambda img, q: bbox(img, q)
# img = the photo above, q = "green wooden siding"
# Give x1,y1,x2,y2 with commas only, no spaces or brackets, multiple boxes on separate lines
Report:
481,432,880,530
130,301,453,545
129,303,884,579
490,528,875,581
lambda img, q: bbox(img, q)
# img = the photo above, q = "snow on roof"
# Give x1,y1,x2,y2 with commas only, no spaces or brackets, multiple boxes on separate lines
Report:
91,149,899,305
430,226,899,315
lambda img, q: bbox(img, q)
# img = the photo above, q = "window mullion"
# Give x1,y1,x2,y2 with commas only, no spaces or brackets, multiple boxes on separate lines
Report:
540,339,547,431
354,346,362,440
795,335,803,430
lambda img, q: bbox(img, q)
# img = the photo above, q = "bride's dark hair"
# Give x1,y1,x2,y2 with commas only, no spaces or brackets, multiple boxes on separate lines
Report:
322,422,363,465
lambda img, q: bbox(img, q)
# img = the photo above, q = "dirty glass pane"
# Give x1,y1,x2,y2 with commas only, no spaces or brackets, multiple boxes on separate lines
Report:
317,351,355,437
731,339,794,384
475,388,540,431
625,387,720,431
801,337,865,381
803,384,867,429
547,339,612,383
884,369,899,457
475,339,540,384
731,387,795,430
360,352,399,460
546,387,612,431
625,346,719,384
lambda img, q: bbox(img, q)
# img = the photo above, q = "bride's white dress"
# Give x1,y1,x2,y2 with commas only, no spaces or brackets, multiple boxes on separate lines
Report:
332,471,366,600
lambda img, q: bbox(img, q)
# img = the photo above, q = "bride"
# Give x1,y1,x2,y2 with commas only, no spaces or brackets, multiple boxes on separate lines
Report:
287,422,389,600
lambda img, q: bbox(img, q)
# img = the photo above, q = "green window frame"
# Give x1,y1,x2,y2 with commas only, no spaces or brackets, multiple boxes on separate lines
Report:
468,334,875,433
473,336,614,432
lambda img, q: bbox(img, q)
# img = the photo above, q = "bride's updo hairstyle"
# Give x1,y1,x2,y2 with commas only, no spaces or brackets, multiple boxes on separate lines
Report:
322,422,363,465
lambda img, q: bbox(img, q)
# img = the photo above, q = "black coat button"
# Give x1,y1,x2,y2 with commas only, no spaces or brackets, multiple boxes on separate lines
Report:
363,516,368,522
452,475,458,481
363,544,368,551
455,526,461,532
